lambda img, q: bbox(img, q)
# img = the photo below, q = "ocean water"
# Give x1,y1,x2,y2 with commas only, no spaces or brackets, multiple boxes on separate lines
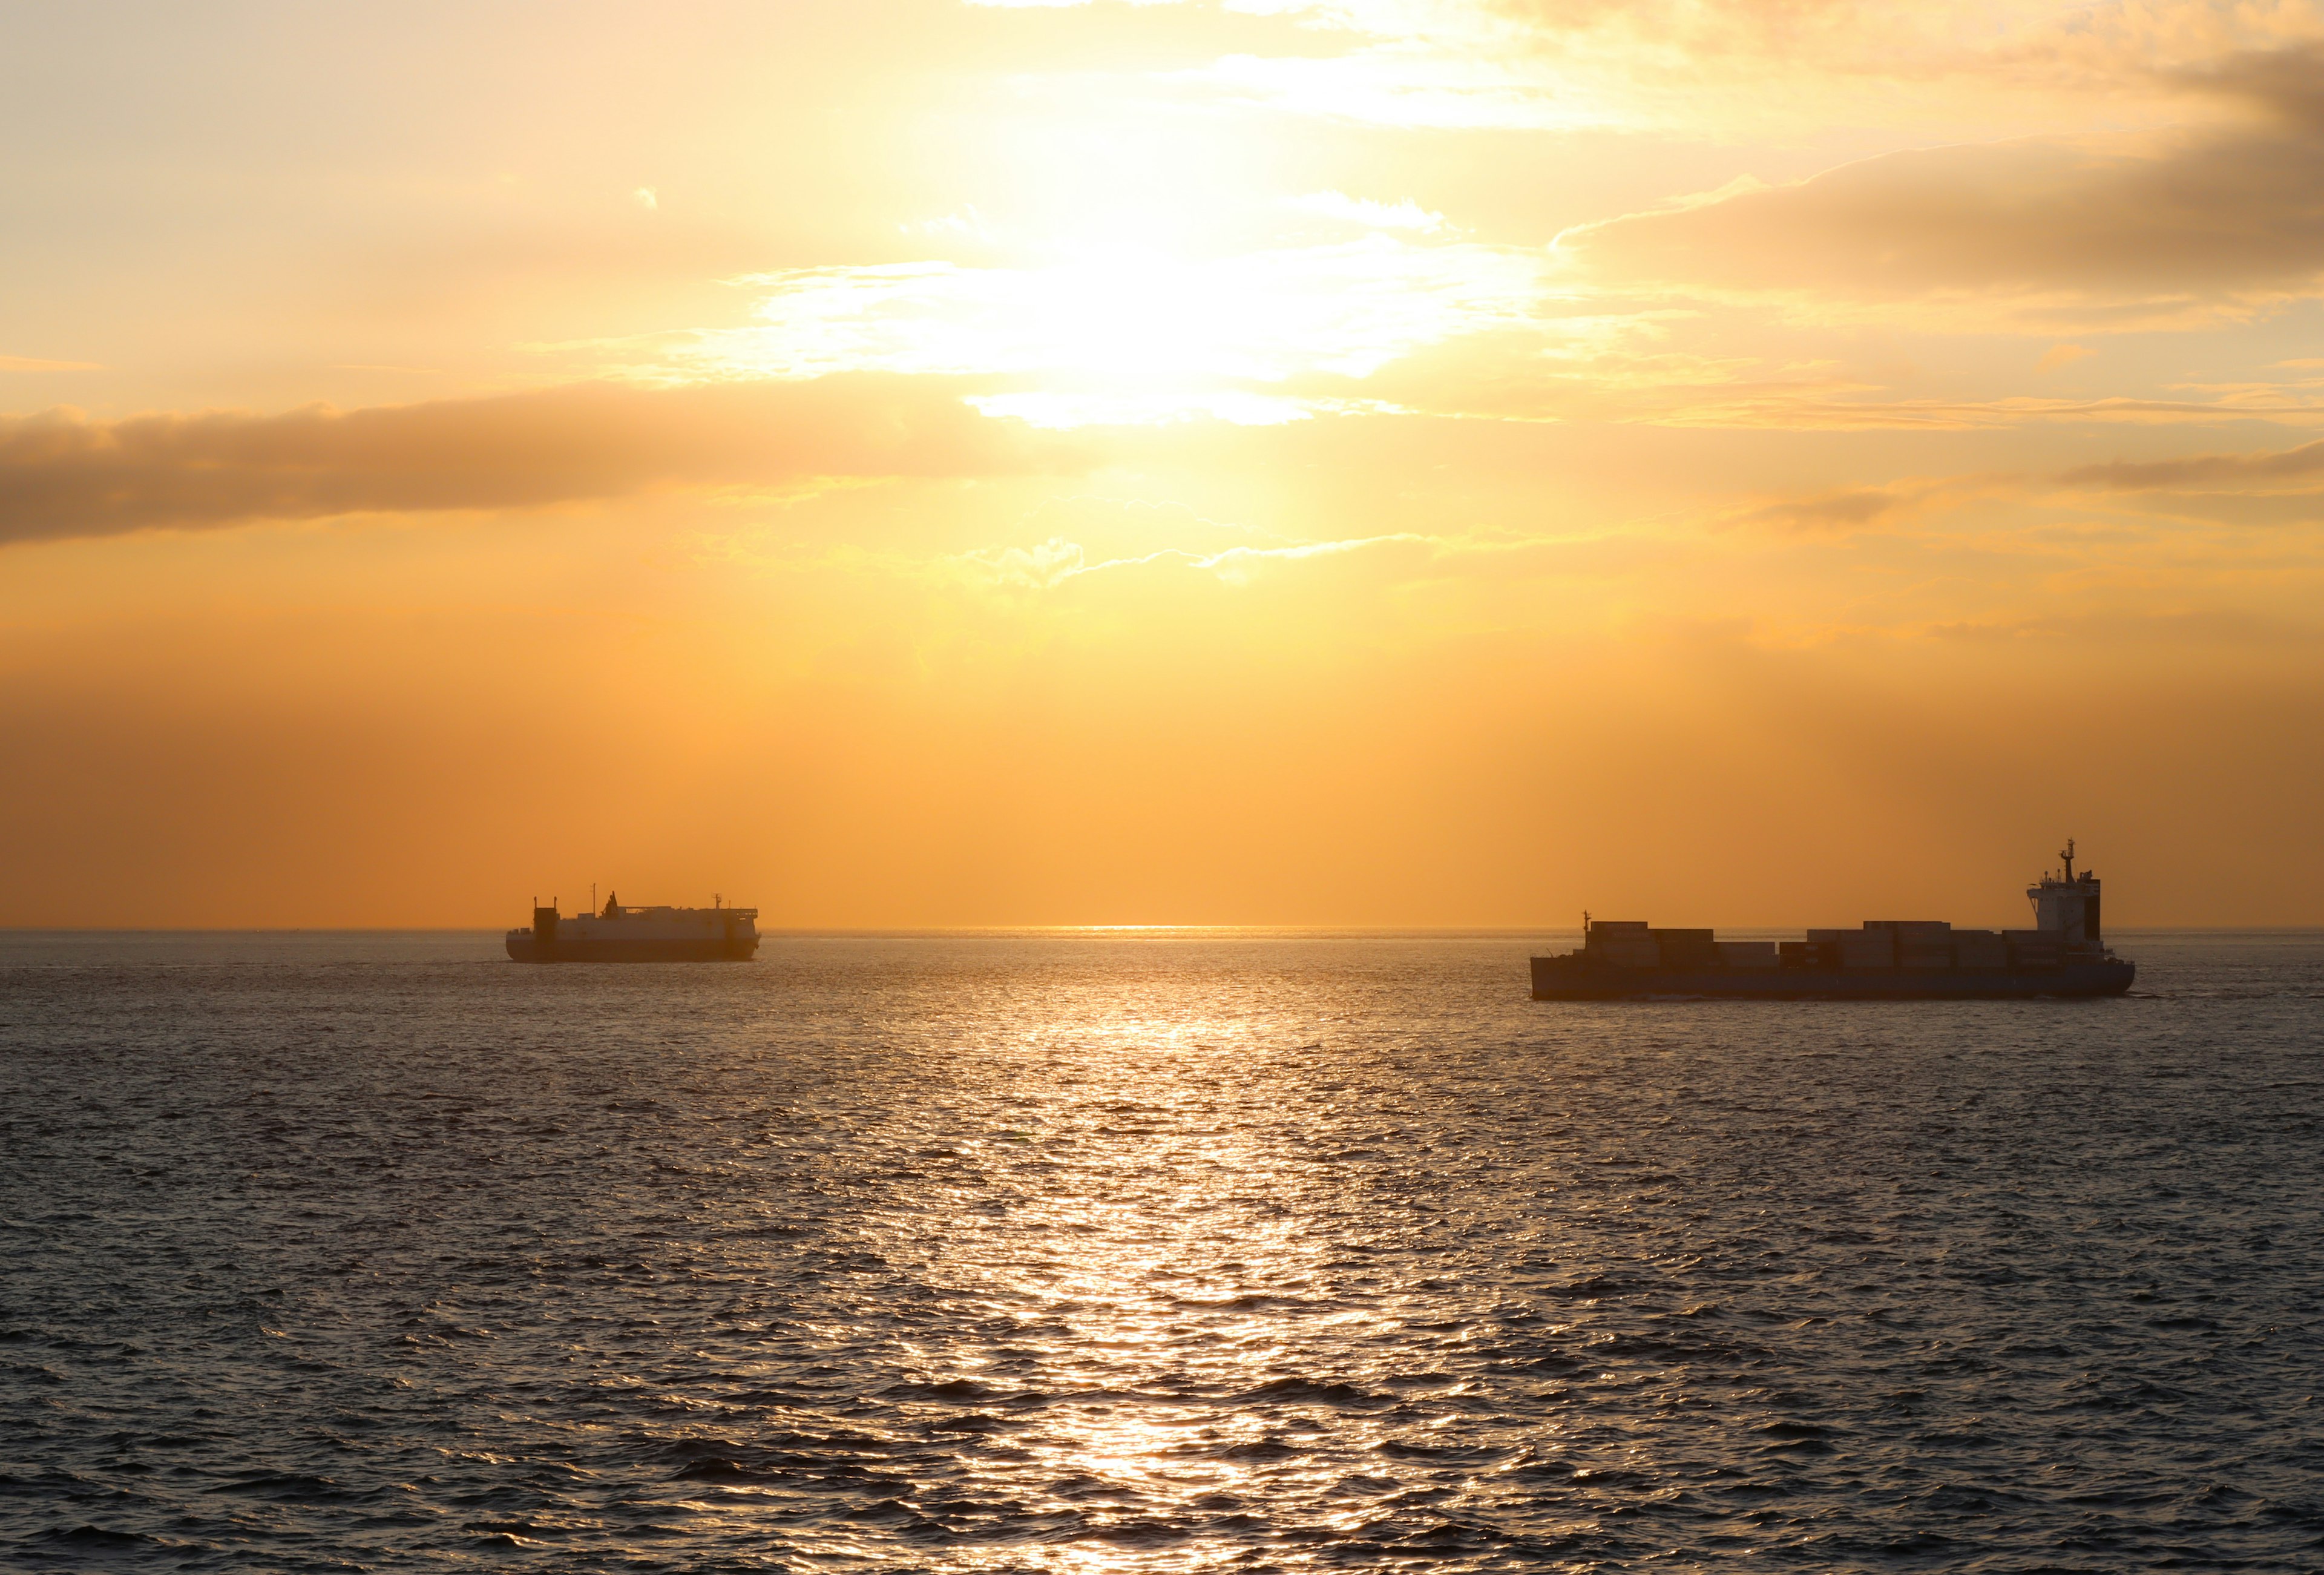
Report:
2,929,2320,1572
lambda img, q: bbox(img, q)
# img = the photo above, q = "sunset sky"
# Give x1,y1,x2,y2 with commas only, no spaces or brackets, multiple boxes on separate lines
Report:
5,0,2323,926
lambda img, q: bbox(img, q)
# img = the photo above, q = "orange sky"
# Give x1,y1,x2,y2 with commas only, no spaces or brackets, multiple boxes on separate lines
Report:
5,0,2323,926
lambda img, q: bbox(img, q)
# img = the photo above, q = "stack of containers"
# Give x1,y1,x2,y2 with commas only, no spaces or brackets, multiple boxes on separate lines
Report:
1805,929,1859,968
1835,927,1895,970
2004,929,2061,969
1589,921,1661,968
1650,929,1720,970
1952,929,2009,970
1716,940,1780,969
1891,921,1955,970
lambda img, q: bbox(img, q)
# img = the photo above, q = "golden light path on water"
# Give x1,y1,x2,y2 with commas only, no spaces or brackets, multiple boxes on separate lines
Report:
813,1008,1423,1570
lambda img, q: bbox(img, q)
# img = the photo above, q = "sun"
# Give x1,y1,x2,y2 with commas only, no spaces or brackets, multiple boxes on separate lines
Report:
650,85,1548,426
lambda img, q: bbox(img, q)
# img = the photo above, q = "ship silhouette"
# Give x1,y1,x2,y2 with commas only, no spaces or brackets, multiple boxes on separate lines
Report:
1530,841,2133,1000
505,890,759,962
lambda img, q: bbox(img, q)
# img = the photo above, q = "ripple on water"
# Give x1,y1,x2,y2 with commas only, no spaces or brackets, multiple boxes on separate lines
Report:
1,929,2321,1570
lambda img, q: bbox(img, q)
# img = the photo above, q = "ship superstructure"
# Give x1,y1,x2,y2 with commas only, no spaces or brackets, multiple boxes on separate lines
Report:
505,892,760,962
1529,841,2133,1000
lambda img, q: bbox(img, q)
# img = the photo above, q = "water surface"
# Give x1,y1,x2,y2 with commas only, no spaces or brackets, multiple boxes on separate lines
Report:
3,930,2320,1570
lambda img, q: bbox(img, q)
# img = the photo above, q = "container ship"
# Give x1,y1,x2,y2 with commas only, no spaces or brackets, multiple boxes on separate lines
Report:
1529,842,2133,1000
505,892,759,962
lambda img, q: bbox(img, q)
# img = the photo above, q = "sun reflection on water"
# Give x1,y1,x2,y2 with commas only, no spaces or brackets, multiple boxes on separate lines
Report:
807,1004,1414,1567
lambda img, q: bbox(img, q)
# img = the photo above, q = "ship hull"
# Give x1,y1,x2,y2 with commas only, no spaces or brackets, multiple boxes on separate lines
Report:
1530,956,2133,1000
505,936,758,963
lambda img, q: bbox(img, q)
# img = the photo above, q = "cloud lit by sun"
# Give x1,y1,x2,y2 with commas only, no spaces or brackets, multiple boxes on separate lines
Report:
668,238,1553,424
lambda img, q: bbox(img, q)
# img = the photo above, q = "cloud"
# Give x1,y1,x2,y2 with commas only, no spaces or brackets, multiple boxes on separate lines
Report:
1730,486,1911,533
1699,436,2324,545
2037,343,2094,371
0,377,1085,546
1716,435,2324,541
956,536,1088,589
1291,191,1451,234
967,390,1321,427
1719,470,2041,533
0,355,103,372
1559,42,2324,308
2174,41,2324,131
2104,490,2324,527
684,239,1552,391
1167,1,2324,140
1482,0,2318,76
2059,438,2324,493
953,530,1448,594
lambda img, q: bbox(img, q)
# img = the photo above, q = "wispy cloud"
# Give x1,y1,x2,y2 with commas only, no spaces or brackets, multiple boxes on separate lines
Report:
1159,0,2324,137
1706,432,2324,546
954,530,1444,591
0,355,103,372
1290,191,1451,233
667,240,1554,416
1729,486,1914,533
0,378,1085,545
1558,43,2324,317
965,390,1324,427
955,536,1089,589
2060,438,2324,493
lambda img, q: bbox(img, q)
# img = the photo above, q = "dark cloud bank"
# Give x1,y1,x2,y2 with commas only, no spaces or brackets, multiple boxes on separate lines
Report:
0,376,1083,545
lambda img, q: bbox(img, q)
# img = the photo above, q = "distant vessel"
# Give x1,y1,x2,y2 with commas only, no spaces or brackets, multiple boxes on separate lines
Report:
505,892,759,962
1530,841,2134,1000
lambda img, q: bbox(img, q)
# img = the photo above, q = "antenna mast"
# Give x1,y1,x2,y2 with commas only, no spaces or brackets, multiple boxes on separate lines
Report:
2060,838,2076,883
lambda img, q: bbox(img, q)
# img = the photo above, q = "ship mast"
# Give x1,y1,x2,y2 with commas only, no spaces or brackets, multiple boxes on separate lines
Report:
2060,838,2076,883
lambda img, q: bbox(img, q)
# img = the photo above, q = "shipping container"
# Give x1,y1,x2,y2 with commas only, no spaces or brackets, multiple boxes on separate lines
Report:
1840,933,1896,969
2004,928,2062,968
1952,931,2009,968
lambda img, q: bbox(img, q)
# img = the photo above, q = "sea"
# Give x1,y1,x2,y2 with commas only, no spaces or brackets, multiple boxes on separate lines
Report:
2,929,2320,1572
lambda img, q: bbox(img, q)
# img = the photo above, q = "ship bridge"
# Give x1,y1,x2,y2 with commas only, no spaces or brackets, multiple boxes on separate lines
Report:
2029,839,2102,947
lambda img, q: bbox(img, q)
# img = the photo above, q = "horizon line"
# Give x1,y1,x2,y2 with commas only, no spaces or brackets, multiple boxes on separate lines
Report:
4,924,2320,937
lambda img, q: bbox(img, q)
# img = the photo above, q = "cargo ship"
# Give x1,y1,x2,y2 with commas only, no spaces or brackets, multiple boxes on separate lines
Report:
1530,842,2133,1000
505,892,759,962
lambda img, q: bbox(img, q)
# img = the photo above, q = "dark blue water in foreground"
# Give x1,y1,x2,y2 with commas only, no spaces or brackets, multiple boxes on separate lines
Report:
2,930,2321,1571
